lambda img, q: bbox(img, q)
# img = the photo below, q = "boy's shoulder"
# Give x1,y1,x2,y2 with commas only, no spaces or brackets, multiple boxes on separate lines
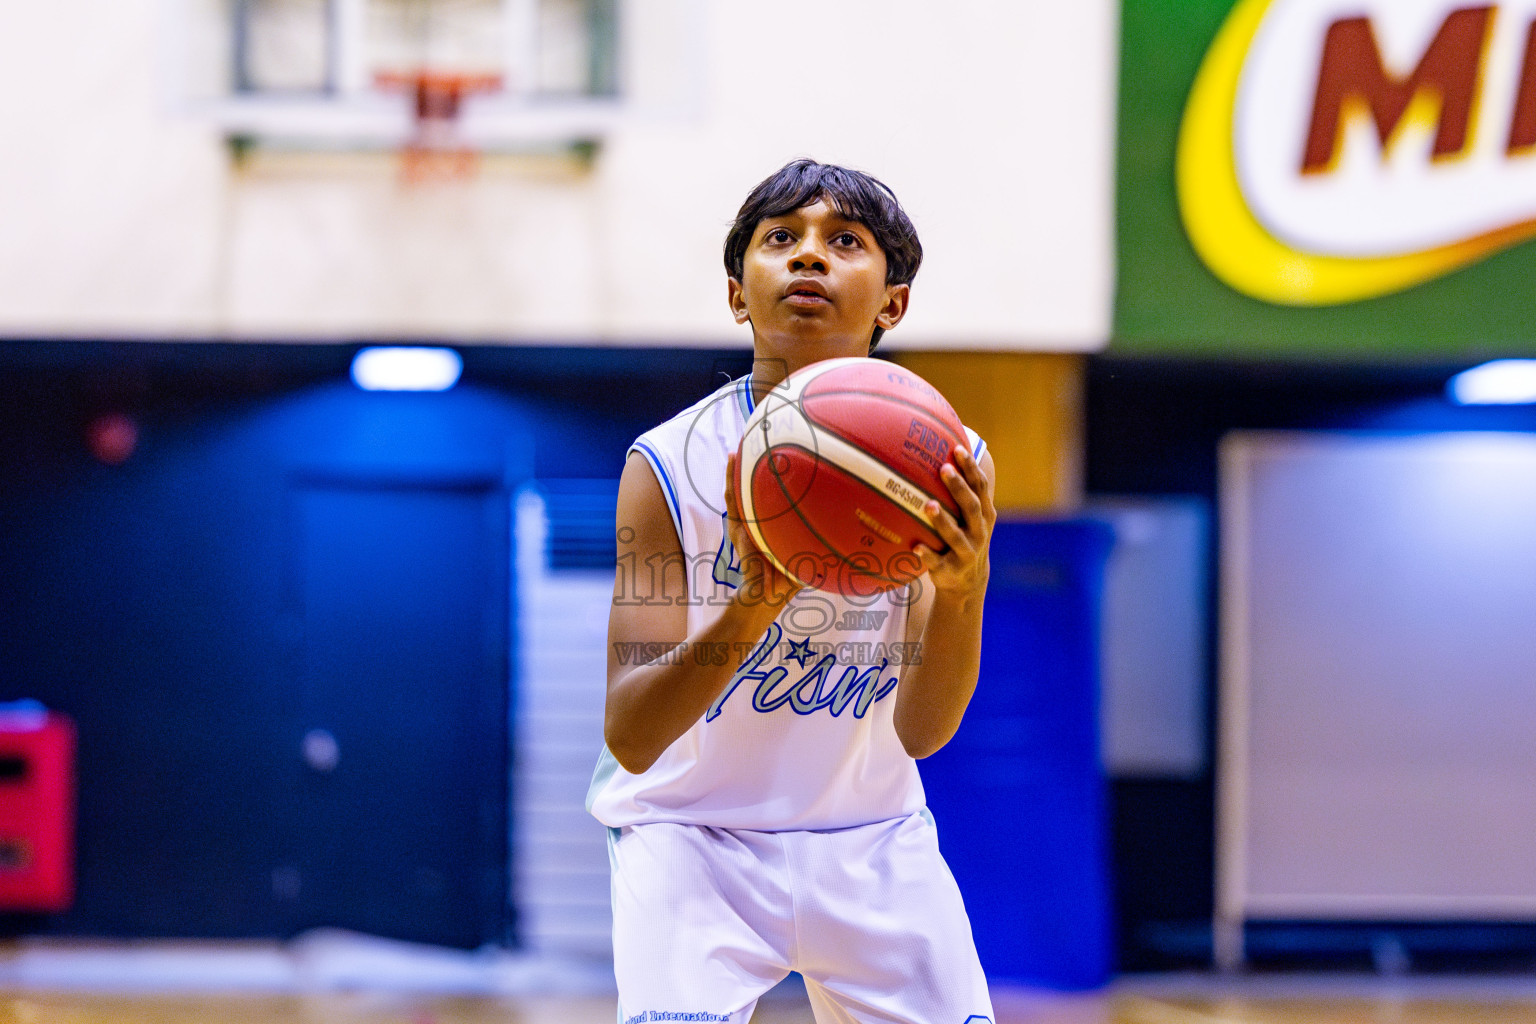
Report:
627,375,753,536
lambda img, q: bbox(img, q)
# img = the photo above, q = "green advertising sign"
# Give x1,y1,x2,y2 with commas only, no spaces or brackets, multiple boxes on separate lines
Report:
1115,0,1536,358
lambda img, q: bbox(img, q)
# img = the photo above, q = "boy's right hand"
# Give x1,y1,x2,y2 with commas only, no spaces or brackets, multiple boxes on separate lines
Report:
725,451,803,610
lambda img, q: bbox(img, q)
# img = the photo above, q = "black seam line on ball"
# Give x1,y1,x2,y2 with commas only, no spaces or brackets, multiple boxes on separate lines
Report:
766,445,920,589
746,415,820,526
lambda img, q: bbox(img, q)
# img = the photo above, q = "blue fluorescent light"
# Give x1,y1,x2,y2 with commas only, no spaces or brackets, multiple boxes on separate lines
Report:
351,347,462,391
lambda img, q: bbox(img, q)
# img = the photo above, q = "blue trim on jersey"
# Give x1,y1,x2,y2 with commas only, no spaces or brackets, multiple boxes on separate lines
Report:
963,426,987,463
737,376,755,418
628,440,684,542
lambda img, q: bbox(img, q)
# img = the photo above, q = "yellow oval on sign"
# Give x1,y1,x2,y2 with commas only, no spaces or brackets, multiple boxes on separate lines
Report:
1177,0,1536,305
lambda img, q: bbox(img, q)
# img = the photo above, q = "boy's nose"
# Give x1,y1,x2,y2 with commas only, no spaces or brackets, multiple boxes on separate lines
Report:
789,241,828,273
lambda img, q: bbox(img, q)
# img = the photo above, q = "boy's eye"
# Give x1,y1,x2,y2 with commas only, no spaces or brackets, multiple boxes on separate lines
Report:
835,232,862,247
765,228,792,244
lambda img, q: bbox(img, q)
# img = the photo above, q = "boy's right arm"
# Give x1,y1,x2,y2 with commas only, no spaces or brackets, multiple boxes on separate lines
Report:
604,450,796,775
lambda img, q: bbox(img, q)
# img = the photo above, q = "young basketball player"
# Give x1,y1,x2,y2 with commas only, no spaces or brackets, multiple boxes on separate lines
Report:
589,159,998,1023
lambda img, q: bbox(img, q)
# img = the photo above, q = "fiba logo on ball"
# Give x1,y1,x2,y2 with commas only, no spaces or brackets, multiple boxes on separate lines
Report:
734,357,969,596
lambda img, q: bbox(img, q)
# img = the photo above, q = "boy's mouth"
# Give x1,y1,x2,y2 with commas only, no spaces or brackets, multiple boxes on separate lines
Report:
784,281,830,305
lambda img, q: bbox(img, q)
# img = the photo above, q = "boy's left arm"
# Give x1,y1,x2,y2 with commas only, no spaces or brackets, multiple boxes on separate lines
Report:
893,445,997,759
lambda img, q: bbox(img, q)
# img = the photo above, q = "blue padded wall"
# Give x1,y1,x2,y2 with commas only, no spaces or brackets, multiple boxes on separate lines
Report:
921,519,1115,989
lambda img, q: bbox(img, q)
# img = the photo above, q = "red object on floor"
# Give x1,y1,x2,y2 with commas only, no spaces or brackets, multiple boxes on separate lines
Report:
0,711,76,912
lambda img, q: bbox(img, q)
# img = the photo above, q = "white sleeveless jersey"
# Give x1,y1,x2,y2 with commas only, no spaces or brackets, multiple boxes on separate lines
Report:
587,375,987,831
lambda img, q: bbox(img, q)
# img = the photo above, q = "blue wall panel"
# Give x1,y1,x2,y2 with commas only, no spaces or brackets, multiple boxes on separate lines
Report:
922,520,1115,989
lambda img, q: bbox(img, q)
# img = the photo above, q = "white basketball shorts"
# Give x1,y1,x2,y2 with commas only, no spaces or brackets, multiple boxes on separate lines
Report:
608,810,994,1024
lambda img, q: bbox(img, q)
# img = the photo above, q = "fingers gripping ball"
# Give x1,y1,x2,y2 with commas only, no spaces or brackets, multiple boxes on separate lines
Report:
735,357,969,596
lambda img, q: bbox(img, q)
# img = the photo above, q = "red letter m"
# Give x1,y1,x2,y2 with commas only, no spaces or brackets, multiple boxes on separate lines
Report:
1302,6,1494,173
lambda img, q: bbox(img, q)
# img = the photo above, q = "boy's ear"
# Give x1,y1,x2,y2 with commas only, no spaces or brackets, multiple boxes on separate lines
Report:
875,283,910,332
727,277,750,324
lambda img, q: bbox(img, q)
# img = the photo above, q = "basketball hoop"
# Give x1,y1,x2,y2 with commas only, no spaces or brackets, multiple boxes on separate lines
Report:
374,70,502,182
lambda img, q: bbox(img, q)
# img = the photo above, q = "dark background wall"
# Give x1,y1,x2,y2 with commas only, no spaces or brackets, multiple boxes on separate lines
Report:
5,341,1535,966
0,341,735,945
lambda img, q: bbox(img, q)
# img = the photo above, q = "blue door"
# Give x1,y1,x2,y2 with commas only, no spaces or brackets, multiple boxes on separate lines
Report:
281,478,508,948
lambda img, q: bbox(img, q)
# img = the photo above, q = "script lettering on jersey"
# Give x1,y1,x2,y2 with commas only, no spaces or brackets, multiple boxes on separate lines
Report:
705,622,897,722
711,515,840,635
710,517,744,589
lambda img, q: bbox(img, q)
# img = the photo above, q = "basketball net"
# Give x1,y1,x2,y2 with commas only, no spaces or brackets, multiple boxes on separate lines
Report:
374,70,501,183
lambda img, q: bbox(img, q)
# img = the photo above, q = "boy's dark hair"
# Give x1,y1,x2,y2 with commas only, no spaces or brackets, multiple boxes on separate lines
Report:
724,159,923,352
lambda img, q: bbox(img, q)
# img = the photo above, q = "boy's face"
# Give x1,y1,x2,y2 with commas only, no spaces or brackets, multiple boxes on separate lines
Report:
727,199,908,365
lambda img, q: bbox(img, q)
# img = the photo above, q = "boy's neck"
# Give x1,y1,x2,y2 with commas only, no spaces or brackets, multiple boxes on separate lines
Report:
747,361,785,407
746,344,870,405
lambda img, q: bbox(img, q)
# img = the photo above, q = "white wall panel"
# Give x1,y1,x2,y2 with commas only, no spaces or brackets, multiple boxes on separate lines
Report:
1,0,1116,346
1217,432,1536,964
512,487,613,957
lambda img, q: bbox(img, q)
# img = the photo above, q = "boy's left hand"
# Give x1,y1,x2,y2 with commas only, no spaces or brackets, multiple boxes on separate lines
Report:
913,446,996,598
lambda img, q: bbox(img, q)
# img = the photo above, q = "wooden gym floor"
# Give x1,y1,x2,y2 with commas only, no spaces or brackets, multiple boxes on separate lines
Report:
4,937,1536,1024
5,980,1536,1024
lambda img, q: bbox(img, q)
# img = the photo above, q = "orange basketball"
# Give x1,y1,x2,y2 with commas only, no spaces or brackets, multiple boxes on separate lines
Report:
735,357,969,596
